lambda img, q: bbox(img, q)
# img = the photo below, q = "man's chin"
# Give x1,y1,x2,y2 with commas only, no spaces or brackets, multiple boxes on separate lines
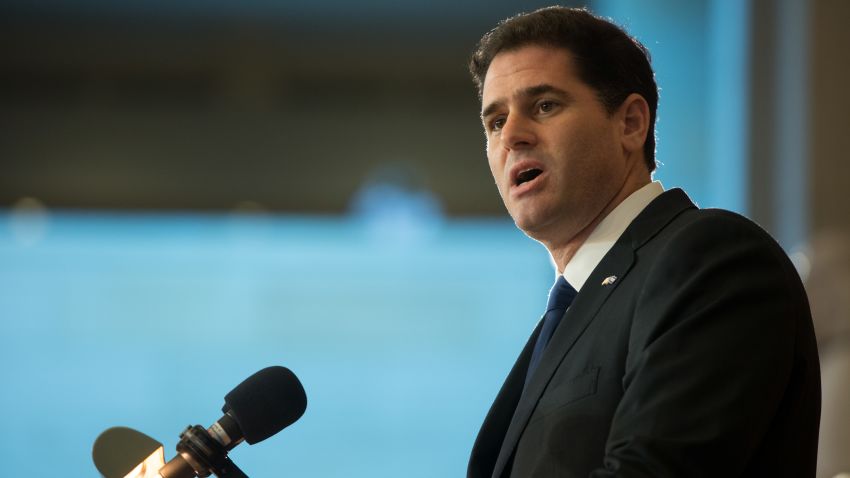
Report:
510,210,583,249
511,214,552,241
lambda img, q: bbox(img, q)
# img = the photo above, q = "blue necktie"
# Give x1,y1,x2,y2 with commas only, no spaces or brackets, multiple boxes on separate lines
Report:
525,276,578,385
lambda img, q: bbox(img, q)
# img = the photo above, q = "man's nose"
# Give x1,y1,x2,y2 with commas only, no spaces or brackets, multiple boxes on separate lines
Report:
501,114,537,150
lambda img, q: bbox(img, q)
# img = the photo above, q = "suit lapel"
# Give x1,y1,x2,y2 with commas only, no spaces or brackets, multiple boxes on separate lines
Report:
489,188,696,477
468,320,542,478
491,245,635,477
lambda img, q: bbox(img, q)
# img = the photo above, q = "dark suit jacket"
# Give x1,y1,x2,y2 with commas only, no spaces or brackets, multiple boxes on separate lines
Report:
468,189,821,477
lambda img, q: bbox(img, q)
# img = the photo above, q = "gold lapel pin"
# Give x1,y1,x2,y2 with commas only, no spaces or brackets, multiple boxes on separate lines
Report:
601,275,618,286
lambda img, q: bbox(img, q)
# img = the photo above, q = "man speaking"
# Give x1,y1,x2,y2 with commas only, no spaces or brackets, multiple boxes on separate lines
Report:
466,7,820,477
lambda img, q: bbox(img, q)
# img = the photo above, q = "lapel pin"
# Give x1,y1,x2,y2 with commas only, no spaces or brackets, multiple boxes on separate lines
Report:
601,275,617,286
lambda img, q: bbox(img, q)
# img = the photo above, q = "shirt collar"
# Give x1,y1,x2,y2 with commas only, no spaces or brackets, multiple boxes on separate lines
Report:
562,181,664,291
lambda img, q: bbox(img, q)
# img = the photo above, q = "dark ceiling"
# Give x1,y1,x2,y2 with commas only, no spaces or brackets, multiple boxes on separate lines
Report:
1,1,581,215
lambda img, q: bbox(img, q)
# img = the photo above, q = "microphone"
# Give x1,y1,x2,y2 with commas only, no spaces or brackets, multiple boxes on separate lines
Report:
160,366,307,478
93,366,307,478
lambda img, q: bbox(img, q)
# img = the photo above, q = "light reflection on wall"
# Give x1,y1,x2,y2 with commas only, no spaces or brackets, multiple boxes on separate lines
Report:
595,0,748,214
0,200,552,477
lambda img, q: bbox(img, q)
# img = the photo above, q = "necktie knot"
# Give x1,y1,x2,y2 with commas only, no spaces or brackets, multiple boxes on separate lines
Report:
546,275,577,313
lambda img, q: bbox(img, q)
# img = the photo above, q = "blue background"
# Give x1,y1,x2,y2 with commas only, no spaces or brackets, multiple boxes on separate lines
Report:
0,1,756,476
0,210,553,476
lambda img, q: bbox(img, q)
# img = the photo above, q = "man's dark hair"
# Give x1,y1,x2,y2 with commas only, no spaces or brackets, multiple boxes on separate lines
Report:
469,7,659,172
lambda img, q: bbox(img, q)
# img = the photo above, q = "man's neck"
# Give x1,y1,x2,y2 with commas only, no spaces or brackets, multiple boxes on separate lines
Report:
547,177,651,273
548,215,603,274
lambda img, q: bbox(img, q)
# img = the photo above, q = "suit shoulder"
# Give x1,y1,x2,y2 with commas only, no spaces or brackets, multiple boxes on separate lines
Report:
642,206,805,297
662,207,784,253
628,190,779,255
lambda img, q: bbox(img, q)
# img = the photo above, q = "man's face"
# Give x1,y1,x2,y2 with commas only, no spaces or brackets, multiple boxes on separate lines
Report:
481,45,634,247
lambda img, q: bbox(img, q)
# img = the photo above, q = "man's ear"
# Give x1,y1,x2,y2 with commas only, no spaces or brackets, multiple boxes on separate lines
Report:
619,93,650,155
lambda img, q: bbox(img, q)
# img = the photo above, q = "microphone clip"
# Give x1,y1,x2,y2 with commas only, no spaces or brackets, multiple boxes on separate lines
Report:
159,425,248,478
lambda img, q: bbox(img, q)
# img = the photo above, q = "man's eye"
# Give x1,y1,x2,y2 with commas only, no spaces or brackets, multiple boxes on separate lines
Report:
490,118,506,131
538,101,557,113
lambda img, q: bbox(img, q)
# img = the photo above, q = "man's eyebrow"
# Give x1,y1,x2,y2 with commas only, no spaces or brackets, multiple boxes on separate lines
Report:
524,83,568,99
480,100,504,121
480,84,570,120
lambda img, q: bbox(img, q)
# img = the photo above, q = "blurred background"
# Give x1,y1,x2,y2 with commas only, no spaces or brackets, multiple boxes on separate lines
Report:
1,0,848,476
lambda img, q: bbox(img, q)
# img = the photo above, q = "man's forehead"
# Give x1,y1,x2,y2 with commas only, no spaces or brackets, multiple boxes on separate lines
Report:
482,45,573,95
481,46,576,106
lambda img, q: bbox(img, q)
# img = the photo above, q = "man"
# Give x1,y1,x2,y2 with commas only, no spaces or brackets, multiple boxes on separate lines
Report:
466,7,820,477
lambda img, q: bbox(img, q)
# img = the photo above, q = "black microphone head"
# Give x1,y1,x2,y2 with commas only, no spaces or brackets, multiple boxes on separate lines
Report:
223,366,307,444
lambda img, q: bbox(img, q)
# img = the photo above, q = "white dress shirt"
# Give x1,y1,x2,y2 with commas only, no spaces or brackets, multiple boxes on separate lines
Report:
562,181,664,291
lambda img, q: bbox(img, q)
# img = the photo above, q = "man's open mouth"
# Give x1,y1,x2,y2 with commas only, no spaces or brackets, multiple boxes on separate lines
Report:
515,168,543,186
